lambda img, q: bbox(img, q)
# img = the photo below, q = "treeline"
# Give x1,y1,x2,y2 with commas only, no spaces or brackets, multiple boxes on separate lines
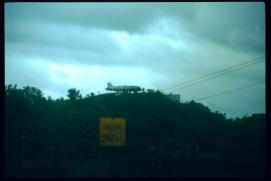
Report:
4,84,265,177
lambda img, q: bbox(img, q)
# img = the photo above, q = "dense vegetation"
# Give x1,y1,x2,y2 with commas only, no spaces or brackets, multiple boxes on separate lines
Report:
5,84,265,177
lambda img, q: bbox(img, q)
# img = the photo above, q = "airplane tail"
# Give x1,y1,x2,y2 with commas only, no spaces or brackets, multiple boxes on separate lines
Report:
107,82,113,88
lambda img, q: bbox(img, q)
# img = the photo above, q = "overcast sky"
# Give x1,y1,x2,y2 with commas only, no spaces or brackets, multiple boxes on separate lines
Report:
5,2,265,118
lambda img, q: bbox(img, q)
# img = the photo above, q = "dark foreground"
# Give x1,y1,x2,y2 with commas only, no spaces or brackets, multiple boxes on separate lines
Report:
5,85,265,177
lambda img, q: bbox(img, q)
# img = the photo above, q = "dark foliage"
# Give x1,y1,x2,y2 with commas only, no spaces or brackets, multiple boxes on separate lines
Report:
67,88,82,103
4,84,265,177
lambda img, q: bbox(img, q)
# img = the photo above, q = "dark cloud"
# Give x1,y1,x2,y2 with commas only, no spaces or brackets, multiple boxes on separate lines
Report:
188,2,265,55
5,2,265,61
5,3,200,33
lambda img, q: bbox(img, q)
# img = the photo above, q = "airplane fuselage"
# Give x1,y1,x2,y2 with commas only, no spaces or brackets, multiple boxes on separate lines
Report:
106,83,142,93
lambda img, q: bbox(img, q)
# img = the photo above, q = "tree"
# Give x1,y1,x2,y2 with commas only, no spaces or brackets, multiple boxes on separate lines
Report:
85,92,95,99
5,84,20,97
67,88,82,102
22,86,45,104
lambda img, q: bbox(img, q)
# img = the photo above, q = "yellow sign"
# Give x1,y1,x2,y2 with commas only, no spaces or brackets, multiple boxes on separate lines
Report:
99,117,126,146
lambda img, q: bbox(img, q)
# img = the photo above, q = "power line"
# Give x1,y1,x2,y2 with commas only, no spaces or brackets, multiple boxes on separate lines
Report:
194,80,265,101
168,60,264,92
162,55,265,91
164,56,264,91
163,55,264,91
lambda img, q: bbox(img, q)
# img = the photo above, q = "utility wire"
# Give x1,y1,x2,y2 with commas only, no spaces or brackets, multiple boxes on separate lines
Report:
194,80,265,101
168,60,264,92
162,55,265,91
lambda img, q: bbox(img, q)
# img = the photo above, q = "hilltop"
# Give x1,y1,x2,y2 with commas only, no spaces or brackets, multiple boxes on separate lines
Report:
5,85,265,177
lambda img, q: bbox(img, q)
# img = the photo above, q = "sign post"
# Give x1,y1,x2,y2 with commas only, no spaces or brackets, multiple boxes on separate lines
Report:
99,117,126,175
99,117,126,146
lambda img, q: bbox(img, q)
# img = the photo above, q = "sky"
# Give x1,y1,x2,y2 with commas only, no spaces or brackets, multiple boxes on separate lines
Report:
5,2,265,118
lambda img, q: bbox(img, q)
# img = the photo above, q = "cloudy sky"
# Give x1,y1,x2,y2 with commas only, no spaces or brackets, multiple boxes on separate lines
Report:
5,2,265,118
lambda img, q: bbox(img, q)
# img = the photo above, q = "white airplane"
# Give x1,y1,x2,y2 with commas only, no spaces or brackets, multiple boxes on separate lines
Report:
106,82,143,93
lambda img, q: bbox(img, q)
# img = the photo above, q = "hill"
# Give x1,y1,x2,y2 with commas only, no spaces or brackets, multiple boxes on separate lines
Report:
4,85,265,177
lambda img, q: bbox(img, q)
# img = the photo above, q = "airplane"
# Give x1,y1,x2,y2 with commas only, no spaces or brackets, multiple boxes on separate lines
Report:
106,82,144,93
